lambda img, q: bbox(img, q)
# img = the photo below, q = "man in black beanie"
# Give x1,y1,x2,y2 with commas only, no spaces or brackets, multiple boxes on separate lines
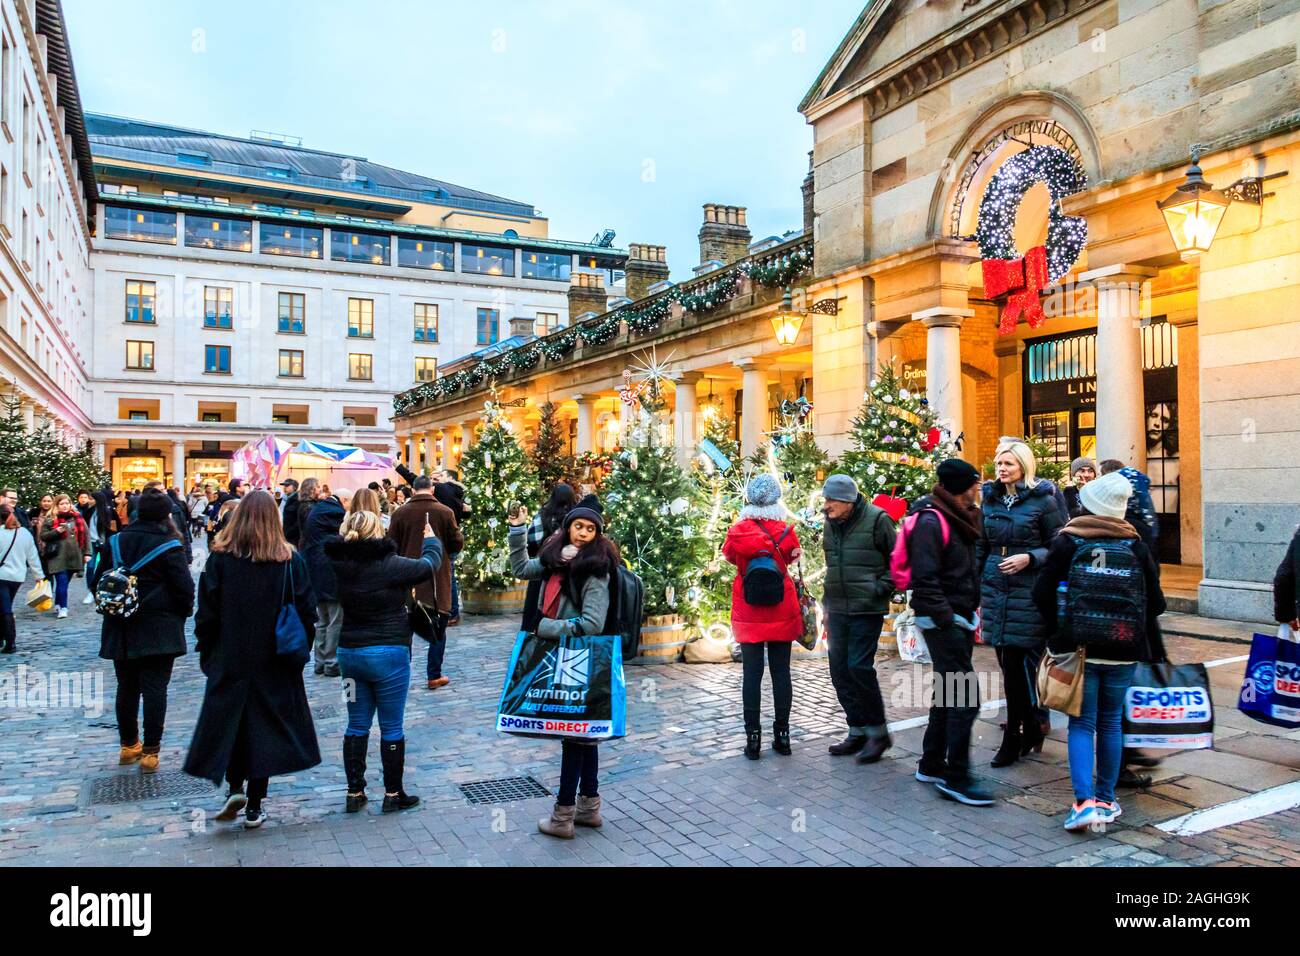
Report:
906,458,994,806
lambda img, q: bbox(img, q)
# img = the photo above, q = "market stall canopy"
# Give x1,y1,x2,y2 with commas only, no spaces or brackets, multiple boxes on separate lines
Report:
229,435,397,488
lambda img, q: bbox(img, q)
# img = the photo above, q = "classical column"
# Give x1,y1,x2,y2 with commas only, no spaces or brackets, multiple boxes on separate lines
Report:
459,422,474,466
673,372,703,467
912,307,972,447
734,359,770,457
21,402,34,432
94,442,106,465
171,441,186,489
573,395,595,455
1082,264,1157,473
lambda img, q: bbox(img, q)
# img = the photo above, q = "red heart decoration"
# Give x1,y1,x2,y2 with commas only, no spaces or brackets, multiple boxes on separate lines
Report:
871,493,908,523
920,427,941,452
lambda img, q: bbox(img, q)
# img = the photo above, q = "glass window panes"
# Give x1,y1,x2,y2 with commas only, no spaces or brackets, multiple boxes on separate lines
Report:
348,298,374,338
260,223,323,258
184,215,252,252
278,349,304,377
398,237,454,270
125,280,156,323
125,340,154,370
521,250,571,281
204,344,231,374
1028,411,1071,465
535,312,560,336
277,292,306,333
415,357,437,382
348,353,372,380
204,287,233,329
476,307,499,346
331,229,390,265
104,206,177,244
414,303,438,342
461,243,514,276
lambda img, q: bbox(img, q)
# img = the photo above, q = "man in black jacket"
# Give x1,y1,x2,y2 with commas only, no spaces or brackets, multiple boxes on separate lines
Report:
907,459,994,807
279,478,301,546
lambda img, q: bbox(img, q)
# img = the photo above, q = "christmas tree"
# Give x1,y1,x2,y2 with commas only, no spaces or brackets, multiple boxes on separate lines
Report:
530,400,574,495
0,390,108,503
840,363,952,505
459,398,540,591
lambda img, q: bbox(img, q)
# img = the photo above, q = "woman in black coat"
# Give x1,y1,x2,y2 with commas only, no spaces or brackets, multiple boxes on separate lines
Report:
184,490,320,829
99,488,194,775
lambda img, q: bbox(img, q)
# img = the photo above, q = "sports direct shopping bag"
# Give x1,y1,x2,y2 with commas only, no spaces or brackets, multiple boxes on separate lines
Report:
1237,625,1300,729
496,631,626,741
1122,662,1214,750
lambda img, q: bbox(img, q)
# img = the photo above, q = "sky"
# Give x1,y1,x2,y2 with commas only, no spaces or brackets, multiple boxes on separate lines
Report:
63,0,864,281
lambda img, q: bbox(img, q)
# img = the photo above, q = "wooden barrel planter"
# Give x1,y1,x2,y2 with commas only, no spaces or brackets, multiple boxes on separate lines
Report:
879,600,908,653
460,584,528,616
635,615,688,663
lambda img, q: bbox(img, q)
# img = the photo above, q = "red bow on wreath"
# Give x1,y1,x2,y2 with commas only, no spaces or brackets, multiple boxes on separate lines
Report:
982,244,1049,335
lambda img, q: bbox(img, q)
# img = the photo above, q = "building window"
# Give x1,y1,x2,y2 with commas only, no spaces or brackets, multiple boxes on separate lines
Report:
125,340,154,370
535,312,561,336
348,353,373,381
204,344,231,374
184,215,252,252
348,298,374,338
260,223,323,258
398,237,454,271
203,286,233,329
331,229,390,265
277,292,305,333
476,307,500,346
414,303,438,342
104,206,178,244
415,356,437,382
461,243,514,277
125,280,156,324
521,250,572,281
278,349,304,378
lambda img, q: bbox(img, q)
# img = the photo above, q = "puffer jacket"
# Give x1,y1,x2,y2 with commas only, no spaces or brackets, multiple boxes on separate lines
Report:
721,516,803,644
299,496,345,602
325,535,441,649
821,495,896,616
976,479,1066,648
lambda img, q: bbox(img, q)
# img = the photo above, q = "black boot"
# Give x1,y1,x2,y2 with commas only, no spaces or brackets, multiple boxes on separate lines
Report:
744,730,762,760
772,725,791,756
828,733,868,756
342,734,368,812
1019,719,1045,757
380,738,419,812
856,734,893,764
991,727,1022,767
0,613,14,653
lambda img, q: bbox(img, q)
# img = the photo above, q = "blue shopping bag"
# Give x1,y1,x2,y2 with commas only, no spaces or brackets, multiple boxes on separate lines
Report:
496,631,627,741
1238,626,1300,729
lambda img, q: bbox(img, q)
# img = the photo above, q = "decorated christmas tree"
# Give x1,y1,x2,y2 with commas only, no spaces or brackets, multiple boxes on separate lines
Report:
530,400,574,495
0,390,108,502
459,397,541,591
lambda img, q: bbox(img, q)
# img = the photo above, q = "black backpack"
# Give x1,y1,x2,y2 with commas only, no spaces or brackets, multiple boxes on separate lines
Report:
1063,537,1147,655
742,521,791,607
605,565,645,661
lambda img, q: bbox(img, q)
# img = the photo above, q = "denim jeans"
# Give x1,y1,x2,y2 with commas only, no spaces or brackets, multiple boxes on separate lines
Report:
426,612,448,680
919,622,979,784
825,612,886,733
740,641,792,733
0,580,16,649
1068,662,1135,804
338,644,411,742
53,570,70,609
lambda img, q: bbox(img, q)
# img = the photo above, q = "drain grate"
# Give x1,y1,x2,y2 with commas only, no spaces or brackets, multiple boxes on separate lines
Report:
89,771,216,806
458,776,550,805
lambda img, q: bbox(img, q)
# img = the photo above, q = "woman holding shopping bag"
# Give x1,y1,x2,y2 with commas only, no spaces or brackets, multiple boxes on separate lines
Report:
39,494,90,619
0,504,45,653
507,494,621,839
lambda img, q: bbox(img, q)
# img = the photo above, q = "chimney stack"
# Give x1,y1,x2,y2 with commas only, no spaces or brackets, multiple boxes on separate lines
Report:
801,151,815,237
699,204,752,266
567,272,606,324
624,244,670,300
509,315,536,338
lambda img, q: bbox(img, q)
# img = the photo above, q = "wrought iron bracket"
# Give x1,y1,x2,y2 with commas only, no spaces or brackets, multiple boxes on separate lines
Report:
810,297,842,315
1223,171,1286,204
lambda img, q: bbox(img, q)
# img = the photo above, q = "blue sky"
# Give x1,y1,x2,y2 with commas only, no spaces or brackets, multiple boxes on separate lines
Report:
64,0,863,280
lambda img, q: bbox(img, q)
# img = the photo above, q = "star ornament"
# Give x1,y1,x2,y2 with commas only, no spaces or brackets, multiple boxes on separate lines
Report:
629,346,680,391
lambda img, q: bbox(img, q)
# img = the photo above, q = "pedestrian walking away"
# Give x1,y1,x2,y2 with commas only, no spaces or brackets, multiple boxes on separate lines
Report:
185,490,321,829
0,504,44,653
300,487,349,677
722,474,803,760
39,494,90,618
279,478,302,546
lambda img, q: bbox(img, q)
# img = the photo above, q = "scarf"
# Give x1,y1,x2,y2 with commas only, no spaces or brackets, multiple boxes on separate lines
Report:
1062,515,1138,540
929,485,983,542
541,573,564,620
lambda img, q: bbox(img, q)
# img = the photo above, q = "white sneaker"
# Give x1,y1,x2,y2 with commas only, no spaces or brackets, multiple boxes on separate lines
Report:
82,592,94,605
57,607,68,619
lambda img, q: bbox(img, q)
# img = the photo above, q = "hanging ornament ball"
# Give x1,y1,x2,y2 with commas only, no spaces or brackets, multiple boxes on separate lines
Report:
487,517,499,529
670,497,689,516
899,388,910,400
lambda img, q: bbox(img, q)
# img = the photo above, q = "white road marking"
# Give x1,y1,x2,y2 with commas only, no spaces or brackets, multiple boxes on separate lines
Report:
1156,781,1300,836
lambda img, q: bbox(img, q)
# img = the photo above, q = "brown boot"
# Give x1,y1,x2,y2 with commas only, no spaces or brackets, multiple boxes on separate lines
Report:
574,794,603,828
118,741,143,765
538,803,576,839
140,746,160,774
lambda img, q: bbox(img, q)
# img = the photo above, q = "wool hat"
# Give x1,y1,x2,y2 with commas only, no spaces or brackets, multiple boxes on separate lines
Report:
745,474,781,508
1078,471,1132,520
1069,456,1097,477
821,473,859,503
564,494,604,533
137,489,172,523
936,458,981,494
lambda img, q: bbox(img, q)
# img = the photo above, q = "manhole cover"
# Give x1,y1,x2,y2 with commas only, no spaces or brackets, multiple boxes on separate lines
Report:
89,771,215,806
458,776,550,805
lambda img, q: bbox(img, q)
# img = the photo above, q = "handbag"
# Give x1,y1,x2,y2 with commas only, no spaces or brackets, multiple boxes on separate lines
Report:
26,578,53,612
407,591,437,642
1037,647,1086,716
1237,624,1300,729
793,554,819,651
275,558,310,666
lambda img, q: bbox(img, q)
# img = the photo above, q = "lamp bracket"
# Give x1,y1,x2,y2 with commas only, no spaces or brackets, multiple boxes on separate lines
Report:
810,297,842,315
1222,170,1287,205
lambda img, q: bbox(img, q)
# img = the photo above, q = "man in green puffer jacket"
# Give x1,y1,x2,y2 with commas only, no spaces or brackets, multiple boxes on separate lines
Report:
820,474,898,764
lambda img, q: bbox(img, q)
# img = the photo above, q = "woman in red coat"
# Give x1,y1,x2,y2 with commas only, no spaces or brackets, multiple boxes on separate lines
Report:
723,474,802,759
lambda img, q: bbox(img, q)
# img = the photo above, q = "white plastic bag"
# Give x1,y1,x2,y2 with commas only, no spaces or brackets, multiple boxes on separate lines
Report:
1279,623,1298,644
894,608,931,664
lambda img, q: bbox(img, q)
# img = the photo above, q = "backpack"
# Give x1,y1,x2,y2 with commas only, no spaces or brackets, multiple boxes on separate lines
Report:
889,509,950,592
742,521,791,607
1062,536,1147,655
94,535,183,619
605,564,645,661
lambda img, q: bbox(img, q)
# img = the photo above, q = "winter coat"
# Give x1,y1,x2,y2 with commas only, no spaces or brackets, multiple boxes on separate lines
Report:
906,494,982,629
326,535,441,649
821,495,896,616
0,526,43,584
1062,485,1086,520
976,479,1066,649
39,512,90,575
508,526,610,639
1273,526,1300,624
98,521,194,661
435,481,469,525
721,517,802,644
1118,467,1159,550
299,496,345,602
281,492,301,546
184,549,321,784
387,493,463,612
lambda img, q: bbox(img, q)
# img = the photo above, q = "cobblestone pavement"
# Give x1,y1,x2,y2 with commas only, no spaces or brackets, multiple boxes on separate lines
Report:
1,571,1297,867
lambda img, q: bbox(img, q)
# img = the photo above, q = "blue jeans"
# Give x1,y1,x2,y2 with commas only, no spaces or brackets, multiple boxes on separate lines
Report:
426,612,448,680
338,645,411,742
53,570,70,608
1068,662,1136,804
